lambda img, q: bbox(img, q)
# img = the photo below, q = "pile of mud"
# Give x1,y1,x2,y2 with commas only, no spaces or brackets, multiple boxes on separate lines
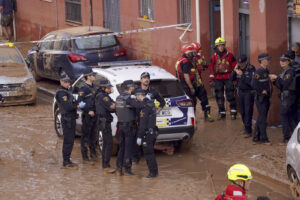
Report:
0,63,28,77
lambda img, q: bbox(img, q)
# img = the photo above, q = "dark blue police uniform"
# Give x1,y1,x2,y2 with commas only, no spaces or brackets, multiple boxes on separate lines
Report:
230,60,255,135
251,66,271,143
95,85,115,169
78,82,98,161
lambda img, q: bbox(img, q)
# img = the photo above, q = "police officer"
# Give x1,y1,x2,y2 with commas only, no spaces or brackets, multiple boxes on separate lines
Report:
95,79,116,171
209,37,237,120
175,44,213,122
251,53,273,145
55,73,78,168
115,80,137,175
270,52,297,144
230,54,255,137
135,88,158,178
132,72,165,163
77,71,98,163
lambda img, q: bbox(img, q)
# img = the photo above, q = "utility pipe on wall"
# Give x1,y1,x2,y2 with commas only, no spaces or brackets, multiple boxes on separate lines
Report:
195,0,200,43
220,0,225,38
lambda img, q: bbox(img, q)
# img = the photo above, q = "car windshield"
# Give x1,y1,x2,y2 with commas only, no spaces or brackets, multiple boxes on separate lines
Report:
74,34,117,50
0,48,23,63
117,80,185,98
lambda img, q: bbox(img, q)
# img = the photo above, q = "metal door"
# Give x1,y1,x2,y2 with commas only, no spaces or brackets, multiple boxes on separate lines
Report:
239,13,250,57
104,0,121,32
209,0,221,55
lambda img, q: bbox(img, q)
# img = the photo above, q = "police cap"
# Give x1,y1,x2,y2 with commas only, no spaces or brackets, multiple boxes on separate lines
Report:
134,88,146,96
258,53,272,61
122,80,135,89
99,79,113,88
84,70,97,76
140,72,150,79
60,73,71,82
237,54,248,65
280,54,291,61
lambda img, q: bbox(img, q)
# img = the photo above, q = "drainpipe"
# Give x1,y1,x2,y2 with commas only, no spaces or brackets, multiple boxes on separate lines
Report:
196,0,200,43
220,0,225,38
90,0,93,26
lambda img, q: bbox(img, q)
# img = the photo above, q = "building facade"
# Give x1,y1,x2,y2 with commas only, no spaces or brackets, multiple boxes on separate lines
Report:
14,0,299,124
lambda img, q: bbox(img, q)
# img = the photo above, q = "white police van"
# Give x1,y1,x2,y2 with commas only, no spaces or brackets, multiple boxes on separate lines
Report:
53,60,195,151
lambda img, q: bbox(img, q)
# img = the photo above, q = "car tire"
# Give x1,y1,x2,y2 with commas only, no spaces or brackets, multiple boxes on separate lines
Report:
288,167,300,199
29,62,42,81
54,108,64,138
97,129,118,156
176,137,193,152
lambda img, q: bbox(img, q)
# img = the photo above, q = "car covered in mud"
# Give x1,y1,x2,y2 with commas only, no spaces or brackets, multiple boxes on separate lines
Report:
53,60,195,151
27,26,127,82
0,43,37,106
286,122,300,199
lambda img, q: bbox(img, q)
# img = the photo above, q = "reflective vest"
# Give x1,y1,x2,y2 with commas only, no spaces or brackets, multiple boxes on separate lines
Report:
214,52,232,74
175,56,197,81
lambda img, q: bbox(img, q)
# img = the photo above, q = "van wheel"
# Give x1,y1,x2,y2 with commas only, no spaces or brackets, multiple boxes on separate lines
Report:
54,108,64,137
97,130,118,156
288,167,300,199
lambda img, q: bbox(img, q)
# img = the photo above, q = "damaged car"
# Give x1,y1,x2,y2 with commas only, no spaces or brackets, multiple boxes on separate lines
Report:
0,43,37,106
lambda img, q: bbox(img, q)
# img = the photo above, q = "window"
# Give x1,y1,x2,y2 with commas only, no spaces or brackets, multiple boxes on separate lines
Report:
74,34,117,50
53,37,70,51
65,0,81,23
179,0,191,24
140,0,154,20
294,0,300,14
40,34,55,50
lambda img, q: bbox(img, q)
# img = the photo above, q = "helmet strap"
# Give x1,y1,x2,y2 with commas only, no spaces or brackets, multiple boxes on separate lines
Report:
232,180,246,192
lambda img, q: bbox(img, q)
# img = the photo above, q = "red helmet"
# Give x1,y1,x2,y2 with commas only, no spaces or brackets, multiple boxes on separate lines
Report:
181,44,194,55
191,42,202,53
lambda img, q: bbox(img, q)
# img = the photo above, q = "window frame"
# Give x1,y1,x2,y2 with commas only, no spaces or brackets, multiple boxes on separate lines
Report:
65,0,82,24
178,0,191,24
139,0,154,20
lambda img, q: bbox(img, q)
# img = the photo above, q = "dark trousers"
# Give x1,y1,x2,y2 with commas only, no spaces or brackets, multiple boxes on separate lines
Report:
102,122,113,168
81,113,97,158
280,96,297,140
214,79,237,114
193,85,210,111
61,117,76,162
142,133,158,175
116,125,135,170
253,96,270,142
238,90,254,133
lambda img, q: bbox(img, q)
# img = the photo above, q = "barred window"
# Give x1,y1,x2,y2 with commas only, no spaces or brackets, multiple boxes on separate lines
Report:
65,0,81,23
179,0,191,24
140,0,154,20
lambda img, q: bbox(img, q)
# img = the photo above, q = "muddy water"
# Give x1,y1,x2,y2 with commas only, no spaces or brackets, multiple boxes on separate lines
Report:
0,91,293,200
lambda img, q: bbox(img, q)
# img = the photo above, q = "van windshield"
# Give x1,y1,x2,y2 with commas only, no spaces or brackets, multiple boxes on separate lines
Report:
74,34,117,50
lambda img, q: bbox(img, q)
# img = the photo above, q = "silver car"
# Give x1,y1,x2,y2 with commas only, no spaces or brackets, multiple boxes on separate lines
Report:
286,122,300,199
0,43,37,106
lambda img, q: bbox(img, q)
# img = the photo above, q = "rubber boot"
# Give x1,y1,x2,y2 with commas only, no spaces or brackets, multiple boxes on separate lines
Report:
217,113,226,120
204,110,214,122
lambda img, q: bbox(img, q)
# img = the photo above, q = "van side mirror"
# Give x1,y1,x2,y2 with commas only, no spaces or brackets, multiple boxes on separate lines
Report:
32,45,39,52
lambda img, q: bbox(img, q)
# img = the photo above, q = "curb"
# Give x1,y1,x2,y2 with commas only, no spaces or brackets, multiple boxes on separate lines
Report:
37,86,55,97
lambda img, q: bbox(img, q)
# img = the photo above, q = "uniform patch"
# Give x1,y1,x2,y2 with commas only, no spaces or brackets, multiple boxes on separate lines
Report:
62,96,68,101
285,74,291,79
103,96,109,102
140,111,144,118
79,92,84,96
263,73,267,77
191,68,195,72
255,74,260,79
226,61,229,65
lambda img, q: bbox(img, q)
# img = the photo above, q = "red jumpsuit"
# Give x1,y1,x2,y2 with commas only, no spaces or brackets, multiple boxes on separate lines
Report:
208,50,237,116
214,185,248,200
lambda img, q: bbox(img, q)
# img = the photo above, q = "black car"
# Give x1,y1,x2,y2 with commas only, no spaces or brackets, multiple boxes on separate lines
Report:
27,26,127,81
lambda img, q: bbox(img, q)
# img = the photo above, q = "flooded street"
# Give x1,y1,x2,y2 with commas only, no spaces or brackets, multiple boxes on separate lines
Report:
0,86,293,200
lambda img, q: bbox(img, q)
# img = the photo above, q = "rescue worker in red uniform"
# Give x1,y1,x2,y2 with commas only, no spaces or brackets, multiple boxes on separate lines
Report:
215,164,252,200
175,44,213,122
209,37,237,120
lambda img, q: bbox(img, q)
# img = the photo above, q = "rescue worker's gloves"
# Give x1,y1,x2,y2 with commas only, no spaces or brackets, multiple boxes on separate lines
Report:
136,138,142,146
189,87,195,96
130,95,136,99
146,93,152,100
227,164,253,182
209,81,215,89
78,101,86,109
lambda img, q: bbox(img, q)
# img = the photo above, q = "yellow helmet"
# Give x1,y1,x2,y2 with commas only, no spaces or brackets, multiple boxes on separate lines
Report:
215,37,226,46
227,164,253,181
